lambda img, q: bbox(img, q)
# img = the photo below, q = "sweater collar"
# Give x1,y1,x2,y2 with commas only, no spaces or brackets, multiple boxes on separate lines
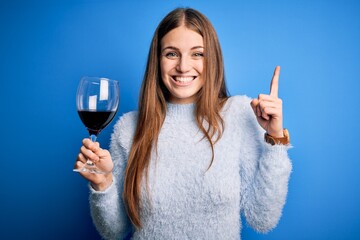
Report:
166,102,196,120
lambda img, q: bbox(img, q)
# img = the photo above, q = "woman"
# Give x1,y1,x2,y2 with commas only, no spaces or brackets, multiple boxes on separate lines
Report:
75,7,292,240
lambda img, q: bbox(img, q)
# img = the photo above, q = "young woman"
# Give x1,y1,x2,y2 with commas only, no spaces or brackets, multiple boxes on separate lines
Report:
75,7,292,239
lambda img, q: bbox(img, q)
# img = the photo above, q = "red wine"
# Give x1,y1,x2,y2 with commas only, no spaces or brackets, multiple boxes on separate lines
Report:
78,110,116,136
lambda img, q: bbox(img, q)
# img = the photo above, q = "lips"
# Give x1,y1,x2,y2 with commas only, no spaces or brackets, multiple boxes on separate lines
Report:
171,76,196,86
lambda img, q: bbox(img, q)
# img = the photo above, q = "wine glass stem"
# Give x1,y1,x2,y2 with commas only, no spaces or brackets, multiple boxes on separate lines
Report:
90,134,97,142
86,134,98,166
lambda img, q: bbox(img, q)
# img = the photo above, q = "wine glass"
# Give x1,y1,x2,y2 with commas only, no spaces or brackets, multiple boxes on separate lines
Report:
74,76,119,174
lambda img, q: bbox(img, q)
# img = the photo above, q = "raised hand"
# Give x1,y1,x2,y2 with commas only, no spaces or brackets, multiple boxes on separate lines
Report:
250,66,284,137
74,138,114,191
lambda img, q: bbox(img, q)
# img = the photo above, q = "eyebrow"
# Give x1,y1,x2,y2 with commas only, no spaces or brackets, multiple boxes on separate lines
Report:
161,46,204,52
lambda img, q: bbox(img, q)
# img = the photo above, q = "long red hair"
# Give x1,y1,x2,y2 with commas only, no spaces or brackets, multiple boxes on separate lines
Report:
123,7,229,228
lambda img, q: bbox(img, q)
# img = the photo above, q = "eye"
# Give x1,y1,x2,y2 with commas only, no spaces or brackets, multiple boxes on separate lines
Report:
192,52,204,59
164,52,179,59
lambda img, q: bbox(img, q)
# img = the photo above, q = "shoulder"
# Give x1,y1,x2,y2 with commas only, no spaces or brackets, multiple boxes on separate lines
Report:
111,111,138,150
222,95,253,119
226,95,252,107
222,95,263,135
116,111,138,126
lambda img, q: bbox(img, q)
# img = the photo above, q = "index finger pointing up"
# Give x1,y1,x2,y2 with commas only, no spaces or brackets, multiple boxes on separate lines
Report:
270,66,280,97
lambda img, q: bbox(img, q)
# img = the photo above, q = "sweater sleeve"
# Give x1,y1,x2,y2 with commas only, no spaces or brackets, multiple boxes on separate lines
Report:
236,96,292,233
89,112,137,240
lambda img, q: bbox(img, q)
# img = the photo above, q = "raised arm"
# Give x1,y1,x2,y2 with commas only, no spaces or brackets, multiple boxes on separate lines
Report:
241,67,292,232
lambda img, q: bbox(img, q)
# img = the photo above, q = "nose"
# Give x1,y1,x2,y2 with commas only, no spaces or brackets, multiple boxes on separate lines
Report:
176,56,192,73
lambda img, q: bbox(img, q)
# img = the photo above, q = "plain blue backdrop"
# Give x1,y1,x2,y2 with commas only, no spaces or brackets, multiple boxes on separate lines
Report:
1,0,359,239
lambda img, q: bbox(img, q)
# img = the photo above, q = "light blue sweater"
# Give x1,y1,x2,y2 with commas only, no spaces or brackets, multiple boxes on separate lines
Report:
89,95,292,240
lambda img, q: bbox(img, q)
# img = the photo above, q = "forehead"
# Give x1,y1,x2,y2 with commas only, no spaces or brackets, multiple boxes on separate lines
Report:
161,25,203,49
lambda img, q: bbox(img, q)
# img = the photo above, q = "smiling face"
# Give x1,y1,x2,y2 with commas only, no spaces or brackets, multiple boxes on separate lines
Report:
160,25,205,104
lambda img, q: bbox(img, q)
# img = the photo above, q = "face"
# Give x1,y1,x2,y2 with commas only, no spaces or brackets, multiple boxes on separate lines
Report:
160,25,204,104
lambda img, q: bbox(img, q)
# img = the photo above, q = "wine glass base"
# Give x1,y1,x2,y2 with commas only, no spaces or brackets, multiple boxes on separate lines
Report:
73,167,110,174
73,158,111,174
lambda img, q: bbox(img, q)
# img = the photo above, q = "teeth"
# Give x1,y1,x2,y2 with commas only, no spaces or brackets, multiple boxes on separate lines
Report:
174,76,194,83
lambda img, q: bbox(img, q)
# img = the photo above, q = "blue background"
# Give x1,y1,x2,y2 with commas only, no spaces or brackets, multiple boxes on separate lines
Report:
1,0,359,239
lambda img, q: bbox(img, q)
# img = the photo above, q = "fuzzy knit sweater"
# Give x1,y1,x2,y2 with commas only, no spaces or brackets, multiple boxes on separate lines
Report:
89,95,292,240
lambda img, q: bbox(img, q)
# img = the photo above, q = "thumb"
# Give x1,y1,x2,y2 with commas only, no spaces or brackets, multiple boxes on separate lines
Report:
250,99,259,115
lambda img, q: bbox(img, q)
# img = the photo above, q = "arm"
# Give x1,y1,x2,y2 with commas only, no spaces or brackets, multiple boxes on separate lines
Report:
240,134,292,232
89,116,133,239
241,66,292,232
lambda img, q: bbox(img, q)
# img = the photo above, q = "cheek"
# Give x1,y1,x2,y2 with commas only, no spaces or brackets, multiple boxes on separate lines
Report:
195,61,204,74
197,64,205,87
160,60,165,77
160,61,173,79
196,62,204,83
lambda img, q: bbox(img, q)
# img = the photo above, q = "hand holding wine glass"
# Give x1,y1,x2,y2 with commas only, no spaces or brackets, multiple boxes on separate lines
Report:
74,77,119,175
75,138,114,191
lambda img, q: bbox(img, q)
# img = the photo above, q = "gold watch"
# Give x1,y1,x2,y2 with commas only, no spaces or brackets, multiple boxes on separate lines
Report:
264,129,290,145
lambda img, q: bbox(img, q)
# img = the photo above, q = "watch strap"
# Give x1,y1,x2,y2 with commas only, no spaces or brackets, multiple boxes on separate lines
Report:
264,129,290,145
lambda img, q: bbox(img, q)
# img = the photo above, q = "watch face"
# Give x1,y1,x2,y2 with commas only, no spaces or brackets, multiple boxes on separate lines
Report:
265,134,276,145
